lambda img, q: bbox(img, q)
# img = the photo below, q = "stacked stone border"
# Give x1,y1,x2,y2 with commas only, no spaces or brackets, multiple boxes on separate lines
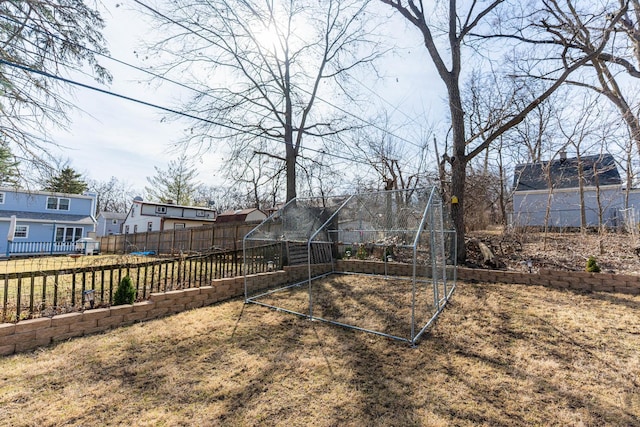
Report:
2,261,639,356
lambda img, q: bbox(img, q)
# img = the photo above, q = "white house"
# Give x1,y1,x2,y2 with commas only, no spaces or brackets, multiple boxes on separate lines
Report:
96,211,126,236
121,199,216,234
511,153,625,228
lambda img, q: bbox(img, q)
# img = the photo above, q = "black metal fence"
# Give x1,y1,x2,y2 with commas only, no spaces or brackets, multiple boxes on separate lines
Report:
1,244,283,323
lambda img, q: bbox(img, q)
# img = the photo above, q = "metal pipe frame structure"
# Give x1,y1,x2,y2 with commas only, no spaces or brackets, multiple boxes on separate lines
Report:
243,188,457,346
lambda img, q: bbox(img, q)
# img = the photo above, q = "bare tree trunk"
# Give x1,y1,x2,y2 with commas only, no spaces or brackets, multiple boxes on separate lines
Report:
576,153,587,232
449,78,467,262
594,162,604,232
497,140,507,225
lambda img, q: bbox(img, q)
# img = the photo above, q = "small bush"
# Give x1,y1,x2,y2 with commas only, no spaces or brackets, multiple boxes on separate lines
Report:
113,276,136,305
586,256,601,273
356,245,367,260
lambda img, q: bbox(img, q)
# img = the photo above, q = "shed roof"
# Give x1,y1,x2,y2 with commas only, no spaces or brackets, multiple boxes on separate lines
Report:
98,211,127,220
216,208,265,223
513,154,621,192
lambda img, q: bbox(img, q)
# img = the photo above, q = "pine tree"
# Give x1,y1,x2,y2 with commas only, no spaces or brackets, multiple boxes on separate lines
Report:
113,276,136,305
0,145,20,187
44,167,88,194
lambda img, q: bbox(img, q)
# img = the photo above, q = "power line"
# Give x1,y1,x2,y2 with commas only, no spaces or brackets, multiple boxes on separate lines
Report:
0,10,412,165
129,0,426,150
0,7,426,173
0,58,373,166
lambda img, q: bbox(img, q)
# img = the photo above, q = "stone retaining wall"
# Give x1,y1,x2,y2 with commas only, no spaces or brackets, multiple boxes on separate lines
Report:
0,263,332,357
336,260,640,295
1,261,637,356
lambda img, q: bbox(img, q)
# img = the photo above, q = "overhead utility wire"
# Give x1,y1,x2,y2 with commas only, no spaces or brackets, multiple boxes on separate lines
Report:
0,11,420,171
0,13,397,168
0,58,362,164
129,0,424,150
0,9,422,174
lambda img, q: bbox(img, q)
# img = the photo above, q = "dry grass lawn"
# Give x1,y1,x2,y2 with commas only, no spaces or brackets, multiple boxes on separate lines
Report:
0,281,639,426
0,254,159,274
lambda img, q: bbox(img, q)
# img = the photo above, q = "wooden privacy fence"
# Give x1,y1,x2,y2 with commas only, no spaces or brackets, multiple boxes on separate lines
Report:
1,243,283,323
99,222,259,255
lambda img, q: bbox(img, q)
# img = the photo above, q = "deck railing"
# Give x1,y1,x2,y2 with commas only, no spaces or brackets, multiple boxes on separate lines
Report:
6,241,82,256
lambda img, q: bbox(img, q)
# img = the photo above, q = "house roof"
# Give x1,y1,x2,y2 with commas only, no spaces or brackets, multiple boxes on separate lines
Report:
216,208,265,223
133,199,215,211
0,187,96,199
98,211,127,220
0,211,96,225
513,153,621,192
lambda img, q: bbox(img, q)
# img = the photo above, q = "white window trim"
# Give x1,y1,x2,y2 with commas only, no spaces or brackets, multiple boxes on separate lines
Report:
156,206,167,214
14,225,28,238
196,210,205,217
46,196,71,211
54,226,83,242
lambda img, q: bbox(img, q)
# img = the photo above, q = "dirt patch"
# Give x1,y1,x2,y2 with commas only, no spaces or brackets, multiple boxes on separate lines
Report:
252,273,448,341
466,229,640,275
0,281,638,426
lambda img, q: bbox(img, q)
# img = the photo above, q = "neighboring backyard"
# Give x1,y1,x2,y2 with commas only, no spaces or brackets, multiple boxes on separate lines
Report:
0,280,638,426
0,254,159,274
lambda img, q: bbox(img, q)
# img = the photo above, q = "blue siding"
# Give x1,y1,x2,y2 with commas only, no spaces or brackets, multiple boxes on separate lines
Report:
1,191,94,216
0,189,96,256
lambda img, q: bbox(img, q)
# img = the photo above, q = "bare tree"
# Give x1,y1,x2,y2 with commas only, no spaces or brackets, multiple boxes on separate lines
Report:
145,155,200,205
498,1,640,155
379,0,619,262
137,0,382,203
226,143,285,209
87,177,137,214
193,184,248,212
349,113,433,194
0,1,110,165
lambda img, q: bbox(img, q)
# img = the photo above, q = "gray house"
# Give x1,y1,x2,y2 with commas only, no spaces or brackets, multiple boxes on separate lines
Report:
96,211,127,236
511,153,625,228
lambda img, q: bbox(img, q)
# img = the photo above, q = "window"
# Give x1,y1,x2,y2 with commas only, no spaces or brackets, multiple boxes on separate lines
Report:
174,223,185,229
0,192,4,204
134,225,138,233
112,219,118,225
147,221,153,232
47,197,70,211
14,225,28,238
55,227,83,242
156,206,167,214
196,210,205,217
125,225,130,234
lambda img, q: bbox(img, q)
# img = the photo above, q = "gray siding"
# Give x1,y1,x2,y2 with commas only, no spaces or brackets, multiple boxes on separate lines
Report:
512,187,623,228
